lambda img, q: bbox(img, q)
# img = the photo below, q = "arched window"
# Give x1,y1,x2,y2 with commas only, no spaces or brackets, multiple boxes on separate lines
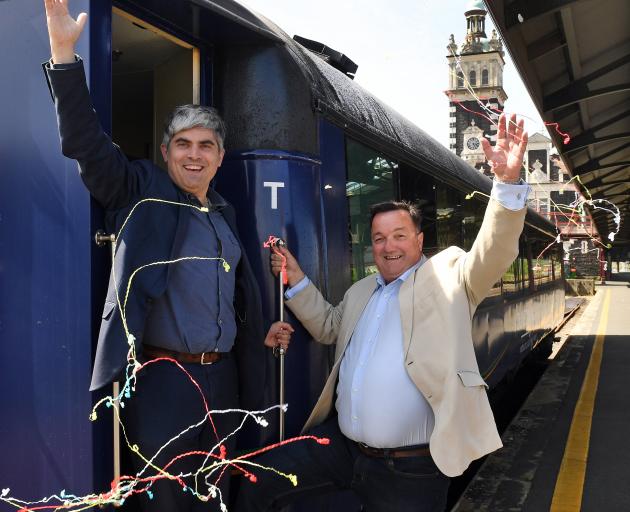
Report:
457,71,464,88
481,68,489,85
469,70,476,86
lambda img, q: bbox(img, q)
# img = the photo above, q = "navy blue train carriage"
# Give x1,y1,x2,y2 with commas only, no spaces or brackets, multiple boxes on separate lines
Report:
0,0,564,508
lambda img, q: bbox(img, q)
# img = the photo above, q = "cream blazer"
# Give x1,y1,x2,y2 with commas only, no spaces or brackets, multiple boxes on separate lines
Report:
285,199,526,477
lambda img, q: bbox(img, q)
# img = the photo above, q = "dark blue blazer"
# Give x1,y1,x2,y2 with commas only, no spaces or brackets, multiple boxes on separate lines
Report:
45,60,266,410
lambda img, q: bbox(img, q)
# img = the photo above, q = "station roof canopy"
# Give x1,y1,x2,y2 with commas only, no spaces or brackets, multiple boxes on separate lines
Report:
485,0,630,248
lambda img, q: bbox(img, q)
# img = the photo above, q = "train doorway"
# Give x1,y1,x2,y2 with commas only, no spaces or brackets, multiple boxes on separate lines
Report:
108,10,201,507
111,7,200,167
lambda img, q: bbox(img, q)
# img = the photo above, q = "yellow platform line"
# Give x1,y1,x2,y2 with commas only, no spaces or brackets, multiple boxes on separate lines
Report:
550,289,611,512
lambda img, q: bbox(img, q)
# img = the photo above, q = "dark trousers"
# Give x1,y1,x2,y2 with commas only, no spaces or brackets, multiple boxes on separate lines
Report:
122,355,239,511
235,416,450,512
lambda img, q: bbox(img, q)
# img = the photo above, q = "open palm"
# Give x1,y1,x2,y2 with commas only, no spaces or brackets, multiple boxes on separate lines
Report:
44,0,87,62
481,113,528,182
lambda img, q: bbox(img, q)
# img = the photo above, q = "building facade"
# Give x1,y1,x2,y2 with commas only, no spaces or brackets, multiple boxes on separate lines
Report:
446,1,602,279
446,0,506,169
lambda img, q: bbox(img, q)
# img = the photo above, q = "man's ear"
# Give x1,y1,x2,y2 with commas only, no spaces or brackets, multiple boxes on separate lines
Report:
417,231,424,253
160,143,168,163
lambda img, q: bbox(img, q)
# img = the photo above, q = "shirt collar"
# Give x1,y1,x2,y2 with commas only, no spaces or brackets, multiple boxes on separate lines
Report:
184,192,227,211
375,254,427,289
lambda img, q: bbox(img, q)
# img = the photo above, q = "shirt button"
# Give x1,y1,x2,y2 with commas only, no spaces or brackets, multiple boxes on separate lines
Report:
352,416,358,421
517,193,522,200
218,320,223,325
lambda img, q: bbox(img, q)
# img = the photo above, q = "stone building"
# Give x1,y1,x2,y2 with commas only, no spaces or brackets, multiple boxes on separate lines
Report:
446,2,601,278
446,0,506,167
522,134,601,278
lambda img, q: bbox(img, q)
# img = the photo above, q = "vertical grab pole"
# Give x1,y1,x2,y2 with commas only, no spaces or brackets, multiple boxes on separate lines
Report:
278,271,286,441
277,239,287,442
264,235,289,442
95,230,120,482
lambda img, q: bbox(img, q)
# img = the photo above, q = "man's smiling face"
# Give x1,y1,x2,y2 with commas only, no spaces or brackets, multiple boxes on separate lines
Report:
371,210,424,284
161,126,225,203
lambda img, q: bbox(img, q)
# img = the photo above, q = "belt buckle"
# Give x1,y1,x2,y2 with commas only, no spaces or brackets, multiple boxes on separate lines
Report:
200,352,214,365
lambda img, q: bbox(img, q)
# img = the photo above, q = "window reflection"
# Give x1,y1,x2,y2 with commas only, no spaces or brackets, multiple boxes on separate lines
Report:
529,240,563,287
346,139,397,283
435,183,485,253
502,257,525,294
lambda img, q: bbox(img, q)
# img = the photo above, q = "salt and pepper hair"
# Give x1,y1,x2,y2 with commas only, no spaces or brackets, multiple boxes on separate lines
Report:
369,200,423,233
162,104,226,151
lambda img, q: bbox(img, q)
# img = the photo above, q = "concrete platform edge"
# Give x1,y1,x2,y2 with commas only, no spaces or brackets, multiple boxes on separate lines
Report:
452,289,606,512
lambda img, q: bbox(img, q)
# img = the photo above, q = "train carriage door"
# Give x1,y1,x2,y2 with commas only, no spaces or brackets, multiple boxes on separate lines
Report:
111,8,200,167
109,8,200,498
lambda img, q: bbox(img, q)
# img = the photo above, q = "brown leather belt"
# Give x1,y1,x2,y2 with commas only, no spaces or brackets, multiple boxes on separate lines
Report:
142,344,228,365
357,443,431,458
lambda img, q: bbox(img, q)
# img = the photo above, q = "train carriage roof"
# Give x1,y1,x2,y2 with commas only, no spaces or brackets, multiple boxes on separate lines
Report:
195,0,558,238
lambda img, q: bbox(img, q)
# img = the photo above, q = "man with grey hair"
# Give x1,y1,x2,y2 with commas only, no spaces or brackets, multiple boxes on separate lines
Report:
43,1,291,510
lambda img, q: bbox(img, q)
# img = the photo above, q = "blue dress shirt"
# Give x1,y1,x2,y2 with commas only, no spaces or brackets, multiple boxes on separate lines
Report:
144,197,241,353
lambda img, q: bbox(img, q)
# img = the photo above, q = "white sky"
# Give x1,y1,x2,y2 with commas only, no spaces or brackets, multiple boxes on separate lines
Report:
237,0,546,148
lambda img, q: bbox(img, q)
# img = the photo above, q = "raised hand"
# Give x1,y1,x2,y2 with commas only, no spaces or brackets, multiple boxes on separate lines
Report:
263,322,295,352
481,113,528,183
44,0,87,64
270,245,305,287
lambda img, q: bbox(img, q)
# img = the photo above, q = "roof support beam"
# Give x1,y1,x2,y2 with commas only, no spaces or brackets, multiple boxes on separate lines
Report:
572,141,630,175
544,83,630,112
542,54,630,112
582,172,630,189
504,0,585,29
564,131,630,154
593,195,630,207
553,104,580,122
591,183,630,195
574,160,630,177
526,29,566,62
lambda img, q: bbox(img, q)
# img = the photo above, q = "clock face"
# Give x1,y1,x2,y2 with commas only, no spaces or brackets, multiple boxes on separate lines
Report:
467,137,480,150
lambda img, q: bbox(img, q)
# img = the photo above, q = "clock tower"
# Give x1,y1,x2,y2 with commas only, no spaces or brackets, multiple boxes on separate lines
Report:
460,119,486,166
446,0,507,171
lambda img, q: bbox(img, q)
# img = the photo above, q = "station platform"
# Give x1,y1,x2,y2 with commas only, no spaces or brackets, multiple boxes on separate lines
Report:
454,277,630,512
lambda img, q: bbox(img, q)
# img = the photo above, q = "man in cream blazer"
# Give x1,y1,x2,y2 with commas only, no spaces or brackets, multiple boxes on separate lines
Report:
237,114,529,512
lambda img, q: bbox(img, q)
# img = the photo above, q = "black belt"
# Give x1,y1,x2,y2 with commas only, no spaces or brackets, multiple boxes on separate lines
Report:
357,443,431,458
142,344,228,365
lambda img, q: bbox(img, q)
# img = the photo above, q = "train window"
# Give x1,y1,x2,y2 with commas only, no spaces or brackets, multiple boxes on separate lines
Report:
112,8,199,166
434,183,489,254
435,184,463,250
527,237,565,286
461,196,485,252
502,256,526,295
553,251,563,279
532,255,553,285
345,139,398,282
397,164,437,255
